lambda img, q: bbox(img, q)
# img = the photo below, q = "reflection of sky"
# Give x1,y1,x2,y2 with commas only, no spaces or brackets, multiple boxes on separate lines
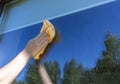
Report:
0,0,120,81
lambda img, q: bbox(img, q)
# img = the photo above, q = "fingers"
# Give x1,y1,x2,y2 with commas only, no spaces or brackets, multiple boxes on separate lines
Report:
33,31,47,41
32,36,49,55
31,30,50,56
26,20,56,60
33,32,50,48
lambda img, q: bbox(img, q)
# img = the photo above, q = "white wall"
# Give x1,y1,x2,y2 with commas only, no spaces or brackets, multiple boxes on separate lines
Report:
0,0,115,34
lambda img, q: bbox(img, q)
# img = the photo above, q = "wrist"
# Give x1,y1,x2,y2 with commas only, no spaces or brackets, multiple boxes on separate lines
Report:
21,49,32,58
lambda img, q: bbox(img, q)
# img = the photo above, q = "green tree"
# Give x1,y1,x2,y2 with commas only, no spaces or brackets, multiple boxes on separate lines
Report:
94,32,120,74
25,60,61,84
12,80,24,84
92,32,120,84
63,59,82,84
12,80,18,84
25,62,40,84
103,32,120,62
17,81,24,84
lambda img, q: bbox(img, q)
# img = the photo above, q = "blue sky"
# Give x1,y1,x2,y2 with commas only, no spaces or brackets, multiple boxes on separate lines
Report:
0,0,120,81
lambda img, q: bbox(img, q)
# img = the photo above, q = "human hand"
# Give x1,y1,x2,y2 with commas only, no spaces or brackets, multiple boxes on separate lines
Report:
24,20,56,60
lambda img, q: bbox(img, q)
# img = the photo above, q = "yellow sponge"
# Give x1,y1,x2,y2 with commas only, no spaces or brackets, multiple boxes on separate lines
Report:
34,20,56,60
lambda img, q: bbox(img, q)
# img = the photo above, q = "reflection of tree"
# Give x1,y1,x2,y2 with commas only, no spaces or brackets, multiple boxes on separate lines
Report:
63,59,83,84
60,32,120,84
94,32,120,73
91,32,120,84
25,62,40,84
12,80,17,84
12,80,23,84
95,34,120,73
14,61,61,84
12,32,120,84
62,32,120,84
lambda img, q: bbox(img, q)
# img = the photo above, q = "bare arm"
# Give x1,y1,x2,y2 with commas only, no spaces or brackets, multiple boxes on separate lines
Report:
0,50,30,84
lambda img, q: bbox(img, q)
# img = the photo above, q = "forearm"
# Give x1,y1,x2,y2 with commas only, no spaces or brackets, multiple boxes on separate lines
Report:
38,64,52,84
0,50,30,84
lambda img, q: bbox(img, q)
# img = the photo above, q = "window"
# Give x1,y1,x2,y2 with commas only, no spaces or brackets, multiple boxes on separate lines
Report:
0,0,120,84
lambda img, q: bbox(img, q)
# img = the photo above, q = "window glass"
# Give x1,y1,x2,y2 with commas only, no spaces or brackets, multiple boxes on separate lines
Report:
0,0,120,84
